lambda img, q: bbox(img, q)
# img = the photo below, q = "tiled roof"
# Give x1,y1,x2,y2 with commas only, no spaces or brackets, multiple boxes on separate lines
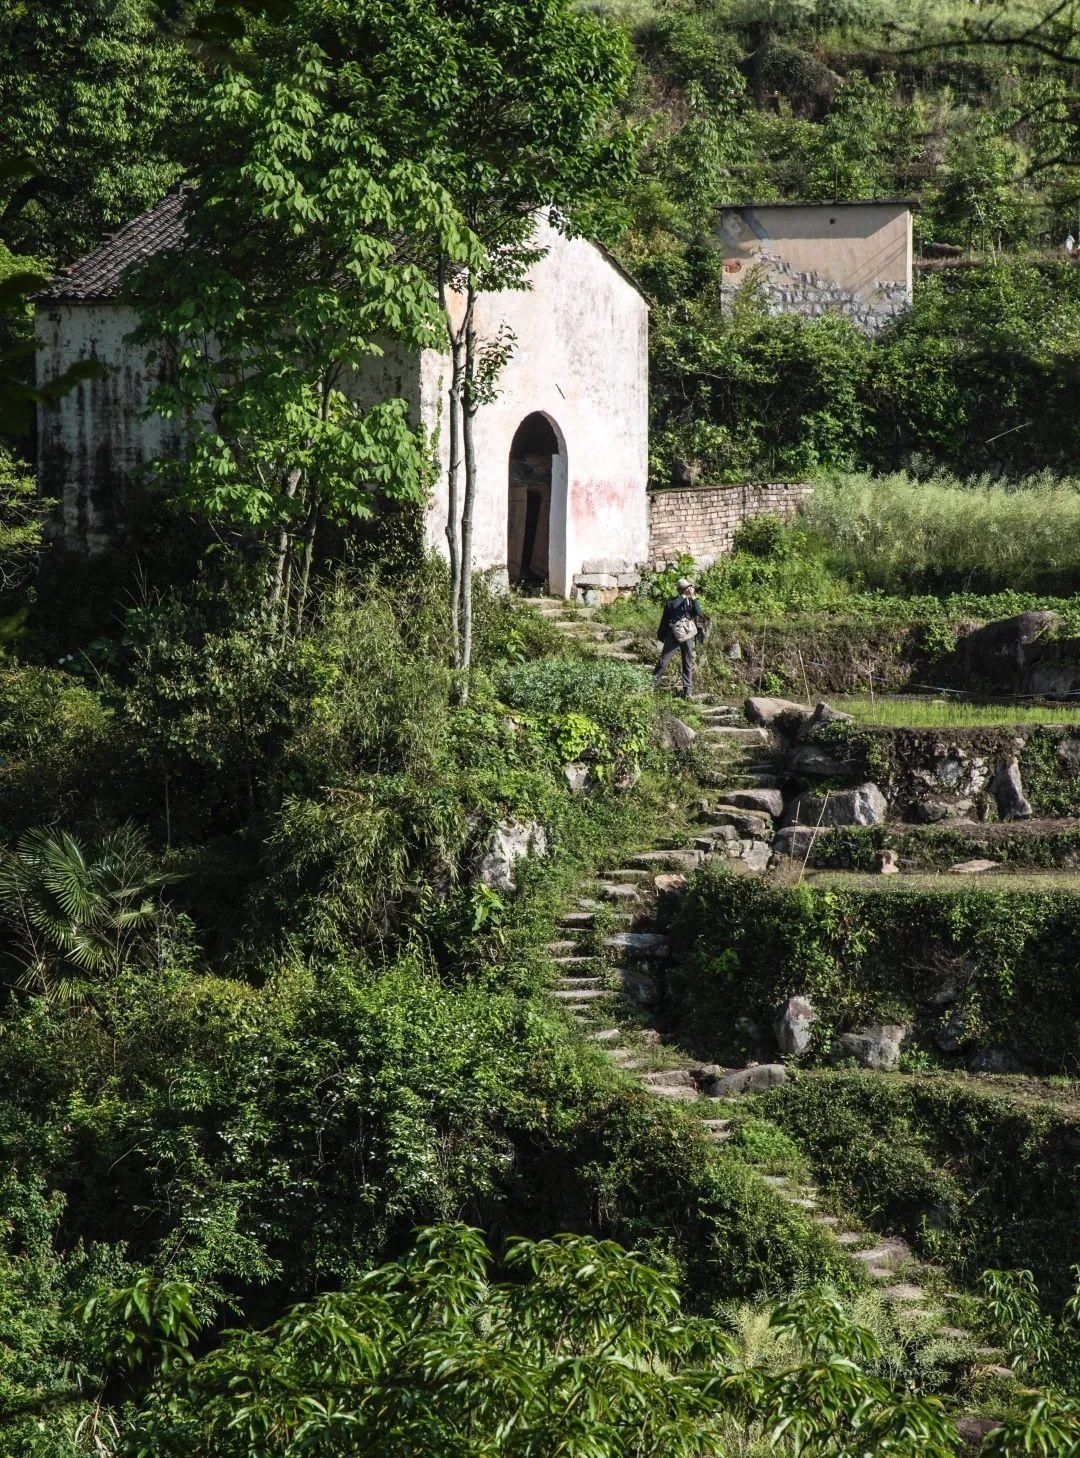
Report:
36,190,188,302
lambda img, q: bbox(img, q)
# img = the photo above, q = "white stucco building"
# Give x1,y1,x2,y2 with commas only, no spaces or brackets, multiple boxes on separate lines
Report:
35,196,650,597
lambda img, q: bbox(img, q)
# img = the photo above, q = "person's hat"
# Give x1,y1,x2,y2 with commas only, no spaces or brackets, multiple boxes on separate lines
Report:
676,577,694,590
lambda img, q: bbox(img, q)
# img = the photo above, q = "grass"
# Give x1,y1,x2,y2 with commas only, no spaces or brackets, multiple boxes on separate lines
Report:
803,470,1080,596
831,695,1080,728
806,869,1080,894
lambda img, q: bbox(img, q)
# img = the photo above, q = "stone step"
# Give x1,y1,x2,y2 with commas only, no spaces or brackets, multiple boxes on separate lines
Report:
605,867,651,882
603,931,669,958
639,1068,696,1089
548,940,579,955
560,908,631,928
593,649,642,662
883,1283,926,1305
551,986,615,1001
700,727,769,746
551,954,596,967
593,882,642,901
590,1028,622,1043
555,976,603,990
628,848,704,871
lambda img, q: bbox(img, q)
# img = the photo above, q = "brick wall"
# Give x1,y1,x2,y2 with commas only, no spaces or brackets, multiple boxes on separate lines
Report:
647,481,813,568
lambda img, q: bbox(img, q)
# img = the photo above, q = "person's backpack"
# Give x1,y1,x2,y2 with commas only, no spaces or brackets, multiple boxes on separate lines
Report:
672,616,697,644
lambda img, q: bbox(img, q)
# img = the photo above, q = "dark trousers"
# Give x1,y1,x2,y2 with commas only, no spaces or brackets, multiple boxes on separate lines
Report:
653,633,694,697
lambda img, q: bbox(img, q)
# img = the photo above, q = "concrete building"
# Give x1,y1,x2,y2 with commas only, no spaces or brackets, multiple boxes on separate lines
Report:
716,199,915,334
35,197,649,597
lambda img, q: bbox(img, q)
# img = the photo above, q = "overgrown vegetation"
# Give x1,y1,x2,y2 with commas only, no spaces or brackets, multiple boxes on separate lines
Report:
669,865,1080,1073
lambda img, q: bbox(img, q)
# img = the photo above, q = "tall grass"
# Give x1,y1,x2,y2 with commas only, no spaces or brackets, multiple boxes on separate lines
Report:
802,470,1080,594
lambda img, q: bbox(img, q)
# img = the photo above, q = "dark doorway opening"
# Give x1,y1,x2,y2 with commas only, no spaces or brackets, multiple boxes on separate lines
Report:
508,413,558,588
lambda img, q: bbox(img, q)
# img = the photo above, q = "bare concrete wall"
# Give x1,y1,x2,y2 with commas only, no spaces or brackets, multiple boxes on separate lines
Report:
35,303,180,555
718,203,912,335
648,481,813,567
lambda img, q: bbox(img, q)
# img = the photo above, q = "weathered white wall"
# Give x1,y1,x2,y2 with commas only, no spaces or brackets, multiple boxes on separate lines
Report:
421,220,650,597
35,304,180,555
36,221,650,588
717,203,912,334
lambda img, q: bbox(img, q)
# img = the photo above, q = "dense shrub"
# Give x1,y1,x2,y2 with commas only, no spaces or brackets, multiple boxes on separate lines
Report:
669,865,1080,1073
761,1071,1080,1319
495,656,656,775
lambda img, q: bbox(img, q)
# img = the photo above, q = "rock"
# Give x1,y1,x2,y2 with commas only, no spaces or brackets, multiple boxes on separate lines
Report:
957,611,1059,692
653,873,687,895
967,1046,1020,1074
614,765,642,792
660,715,697,751
991,755,1032,820
641,1027,662,1048
834,1022,909,1071
773,995,818,1056
771,825,818,860
956,1418,1002,1450
563,762,592,793
786,743,853,777
705,809,772,838
715,787,784,818
805,701,854,729
741,839,772,873
744,696,810,728
876,849,900,874
726,640,743,661
1057,736,1080,774
707,1063,790,1095
949,858,999,874
783,782,888,829
912,797,952,824
474,819,548,892
936,1008,967,1054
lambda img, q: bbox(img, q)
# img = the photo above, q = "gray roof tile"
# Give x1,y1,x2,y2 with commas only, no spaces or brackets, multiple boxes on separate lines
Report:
36,190,188,302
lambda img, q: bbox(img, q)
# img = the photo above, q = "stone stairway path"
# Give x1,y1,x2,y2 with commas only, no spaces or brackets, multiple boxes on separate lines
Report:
544,863,1018,1407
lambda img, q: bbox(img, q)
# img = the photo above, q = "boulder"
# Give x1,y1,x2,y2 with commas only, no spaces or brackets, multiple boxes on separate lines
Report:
474,819,548,892
936,1008,967,1054
744,696,810,728
876,849,900,874
716,787,784,818
834,1022,909,1071
783,782,888,829
771,825,818,860
773,995,818,1057
563,762,592,793
706,1063,790,1096
912,797,952,824
706,808,772,838
967,1046,1020,1074
957,611,1059,692
741,839,772,873
991,755,1033,820
660,715,697,751
786,743,854,777
806,700,854,729
653,873,687,895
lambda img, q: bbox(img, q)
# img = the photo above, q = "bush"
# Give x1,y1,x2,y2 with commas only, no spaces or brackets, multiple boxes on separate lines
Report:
494,656,655,775
669,865,1080,1073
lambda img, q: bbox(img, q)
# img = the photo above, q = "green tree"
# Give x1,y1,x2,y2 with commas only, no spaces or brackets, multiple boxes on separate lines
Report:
310,0,635,690
100,1224,1006,1457
134,45,478,632
0,0,190,263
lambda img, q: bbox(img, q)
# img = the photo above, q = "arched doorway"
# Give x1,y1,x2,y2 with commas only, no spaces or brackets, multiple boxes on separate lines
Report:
507,413,559,589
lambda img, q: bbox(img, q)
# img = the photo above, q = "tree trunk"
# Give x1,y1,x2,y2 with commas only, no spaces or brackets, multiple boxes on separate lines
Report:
269,464,303,612
458,283,479,703
439,261,466,672
294,490,320,635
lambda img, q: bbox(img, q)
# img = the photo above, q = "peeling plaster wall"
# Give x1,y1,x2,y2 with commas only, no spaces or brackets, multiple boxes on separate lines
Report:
35,304,181,555
421,220,649,597
717,204,912,335
36,223,649,589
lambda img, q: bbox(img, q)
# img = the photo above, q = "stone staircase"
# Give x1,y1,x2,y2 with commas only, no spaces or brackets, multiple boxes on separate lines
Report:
530,594,1019,1426
545,855,1019,1411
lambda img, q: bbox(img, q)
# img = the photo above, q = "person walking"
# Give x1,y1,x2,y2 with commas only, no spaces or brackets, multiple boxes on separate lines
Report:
653,576,703,699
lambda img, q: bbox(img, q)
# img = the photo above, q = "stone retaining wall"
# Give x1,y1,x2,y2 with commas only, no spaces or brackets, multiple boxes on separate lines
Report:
647,481,813,568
